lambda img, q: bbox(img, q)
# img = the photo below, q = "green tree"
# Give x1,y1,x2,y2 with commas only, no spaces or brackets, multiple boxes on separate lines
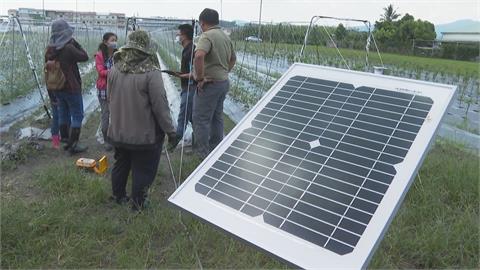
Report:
397,14,416,45
374,21,397,48
374,11,436,53
397,14,436,46
381,4,401,22
413,19,436,40
335,23,347,41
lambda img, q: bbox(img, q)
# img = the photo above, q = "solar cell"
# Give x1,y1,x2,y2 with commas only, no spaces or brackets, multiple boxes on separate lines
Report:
169,63,456,269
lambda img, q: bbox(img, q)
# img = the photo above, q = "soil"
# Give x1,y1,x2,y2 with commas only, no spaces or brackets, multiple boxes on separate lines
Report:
0,109,180,203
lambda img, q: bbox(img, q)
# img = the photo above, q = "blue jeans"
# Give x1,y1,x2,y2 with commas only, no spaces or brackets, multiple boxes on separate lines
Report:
50,102,60,136
49,93,70,136
176,89,195,138
55,91,84,128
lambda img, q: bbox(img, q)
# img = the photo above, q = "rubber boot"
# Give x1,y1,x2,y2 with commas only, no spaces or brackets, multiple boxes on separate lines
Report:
59,124,70,143
102,129,113,152
65,127,88,155
52,135,60,149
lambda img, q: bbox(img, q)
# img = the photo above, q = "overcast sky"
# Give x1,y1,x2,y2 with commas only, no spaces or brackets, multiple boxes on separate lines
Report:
1,0,478,25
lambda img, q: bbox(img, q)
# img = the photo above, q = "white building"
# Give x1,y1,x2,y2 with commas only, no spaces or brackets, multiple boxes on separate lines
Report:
440,32,480,43
18,8,43,19
8,8,125,27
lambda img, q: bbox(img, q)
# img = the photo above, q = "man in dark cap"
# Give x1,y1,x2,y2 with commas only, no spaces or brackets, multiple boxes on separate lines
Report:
45,19,89,154
193,8,236,158
107,30,178,211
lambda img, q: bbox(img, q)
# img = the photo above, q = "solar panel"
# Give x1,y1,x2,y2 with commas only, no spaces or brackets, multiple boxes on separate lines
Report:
169,63,456,269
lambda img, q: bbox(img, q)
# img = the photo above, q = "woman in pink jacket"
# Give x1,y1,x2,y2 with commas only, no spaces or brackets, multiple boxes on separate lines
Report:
95,32,117,151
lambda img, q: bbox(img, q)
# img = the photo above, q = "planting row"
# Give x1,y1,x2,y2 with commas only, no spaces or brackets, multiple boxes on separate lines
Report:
0,20,120,103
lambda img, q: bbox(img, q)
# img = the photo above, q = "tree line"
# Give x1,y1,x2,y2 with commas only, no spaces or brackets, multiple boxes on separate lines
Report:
229,4,479,61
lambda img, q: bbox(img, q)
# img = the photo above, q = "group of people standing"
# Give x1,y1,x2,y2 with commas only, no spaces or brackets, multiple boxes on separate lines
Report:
44,8,236,210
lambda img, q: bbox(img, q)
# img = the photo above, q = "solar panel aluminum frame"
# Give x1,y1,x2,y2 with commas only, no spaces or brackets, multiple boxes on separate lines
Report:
168,63,457,269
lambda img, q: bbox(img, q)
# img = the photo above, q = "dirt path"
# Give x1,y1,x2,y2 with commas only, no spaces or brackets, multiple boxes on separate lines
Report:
1,110,180,204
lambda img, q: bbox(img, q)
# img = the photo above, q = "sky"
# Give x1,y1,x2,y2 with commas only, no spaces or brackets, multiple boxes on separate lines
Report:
1,0,479,25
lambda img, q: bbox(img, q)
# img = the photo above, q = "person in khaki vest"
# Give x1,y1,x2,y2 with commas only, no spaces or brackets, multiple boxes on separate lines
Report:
107,30,177,211
193,8,236,158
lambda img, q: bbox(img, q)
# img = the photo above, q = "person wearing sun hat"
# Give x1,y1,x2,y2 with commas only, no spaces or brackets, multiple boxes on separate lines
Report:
45,19,89,154
107,30,178,211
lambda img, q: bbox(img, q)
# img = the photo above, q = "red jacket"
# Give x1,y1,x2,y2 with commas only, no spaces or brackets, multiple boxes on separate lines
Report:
95,51,108,90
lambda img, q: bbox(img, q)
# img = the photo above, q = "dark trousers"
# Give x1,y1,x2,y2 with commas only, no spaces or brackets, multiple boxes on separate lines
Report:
98,97,110,141
111,146,161,207
192,80,229,158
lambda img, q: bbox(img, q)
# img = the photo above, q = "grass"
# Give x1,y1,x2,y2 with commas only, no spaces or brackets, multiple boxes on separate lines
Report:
369,139,479,268
237,41,480,78
1,113,286,269
1,29,479,268
456,118,480,135
0,28,106,103
0,141,40,171
0,106,51,171
1,136,478,268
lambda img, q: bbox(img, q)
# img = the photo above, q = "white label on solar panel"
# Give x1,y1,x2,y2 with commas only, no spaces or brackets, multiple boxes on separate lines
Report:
168,63,456,269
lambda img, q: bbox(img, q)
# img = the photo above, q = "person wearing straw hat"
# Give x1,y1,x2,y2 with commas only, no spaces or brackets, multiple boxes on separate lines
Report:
107,30,178,211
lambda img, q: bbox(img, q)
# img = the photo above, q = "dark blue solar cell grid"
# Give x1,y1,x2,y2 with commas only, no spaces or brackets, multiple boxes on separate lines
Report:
195,76,433,255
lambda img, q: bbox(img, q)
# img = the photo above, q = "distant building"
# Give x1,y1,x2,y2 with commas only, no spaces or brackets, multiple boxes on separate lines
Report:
439,32,480,61
111,13,126,26
18,7,43,19
7,9,18,16
8,8,125,26
95,13,121,25
440,32,480,43
78,11,96,24
47,10,74,21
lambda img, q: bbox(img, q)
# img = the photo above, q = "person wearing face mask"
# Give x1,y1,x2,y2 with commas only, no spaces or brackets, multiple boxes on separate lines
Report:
45,19,89,155
95,32,118,151
193,8,236,158
168,23,196,150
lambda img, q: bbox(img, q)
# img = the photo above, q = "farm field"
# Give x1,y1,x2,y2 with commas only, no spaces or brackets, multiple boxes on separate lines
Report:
154,30,480,145
0,18,479,269
0,22,122,103
1,112,478,268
